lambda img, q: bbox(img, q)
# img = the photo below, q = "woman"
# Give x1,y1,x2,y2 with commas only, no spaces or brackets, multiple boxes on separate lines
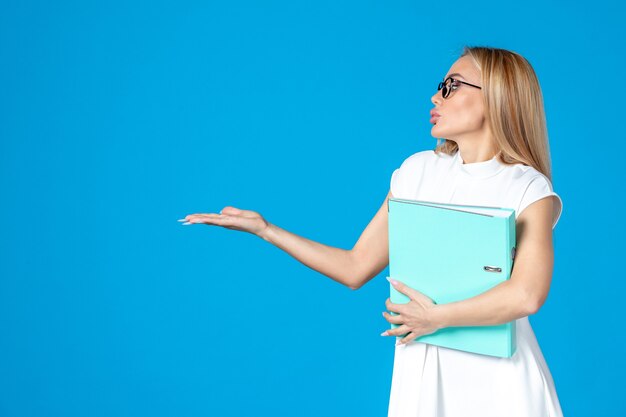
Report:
179,46,564,417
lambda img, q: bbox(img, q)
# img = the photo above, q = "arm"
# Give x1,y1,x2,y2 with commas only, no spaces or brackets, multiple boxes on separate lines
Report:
258,190,393,290
429,195,557,328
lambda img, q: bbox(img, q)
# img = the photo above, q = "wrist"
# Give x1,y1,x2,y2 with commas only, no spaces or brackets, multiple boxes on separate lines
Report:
428,303,447,330
258,222,275,242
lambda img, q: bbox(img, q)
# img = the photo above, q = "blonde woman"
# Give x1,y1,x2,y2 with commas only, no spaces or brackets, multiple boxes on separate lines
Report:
180,46,564,417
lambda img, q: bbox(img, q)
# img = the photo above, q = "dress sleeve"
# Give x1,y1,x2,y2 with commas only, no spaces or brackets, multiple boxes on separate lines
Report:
517,174,563,229
390,151,427,198
390,160,410,198
390,168,400,197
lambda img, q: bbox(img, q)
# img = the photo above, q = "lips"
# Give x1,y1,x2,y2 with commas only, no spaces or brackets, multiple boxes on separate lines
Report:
430,110,441,125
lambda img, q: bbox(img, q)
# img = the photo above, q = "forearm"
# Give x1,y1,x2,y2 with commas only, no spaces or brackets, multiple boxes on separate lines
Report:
429,280,535,328
258,223,358,289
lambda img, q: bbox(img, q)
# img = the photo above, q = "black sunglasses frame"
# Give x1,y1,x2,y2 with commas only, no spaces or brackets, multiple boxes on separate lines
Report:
437,77,482,99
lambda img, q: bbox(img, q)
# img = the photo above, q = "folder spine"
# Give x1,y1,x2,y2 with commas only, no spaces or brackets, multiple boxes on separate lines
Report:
507,210,518,356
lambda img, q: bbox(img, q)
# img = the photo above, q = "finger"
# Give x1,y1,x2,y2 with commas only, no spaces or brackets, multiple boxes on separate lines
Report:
221,207,260,219
385,297,406,314
182,214,208,224
194,214,223,220
386,324,411,337
389,279,434,304
411,290,436,306
398,331,419,345
179,214,209,223
221,206,255,216
382,311,403,324
181,213,222,220
387,277,416,299
187,214,232,225
220,206,239,213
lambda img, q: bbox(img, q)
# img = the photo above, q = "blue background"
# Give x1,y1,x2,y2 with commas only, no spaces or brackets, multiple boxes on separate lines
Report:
1,1,624,416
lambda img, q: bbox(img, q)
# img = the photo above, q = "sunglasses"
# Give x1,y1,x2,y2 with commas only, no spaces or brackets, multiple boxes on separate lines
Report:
437,76,482,99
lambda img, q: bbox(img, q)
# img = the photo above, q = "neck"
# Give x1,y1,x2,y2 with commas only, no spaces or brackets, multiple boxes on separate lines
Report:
457,146,498,164
451,125,497,164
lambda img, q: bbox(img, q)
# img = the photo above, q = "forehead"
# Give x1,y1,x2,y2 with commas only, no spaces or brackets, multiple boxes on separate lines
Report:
445,56,480,82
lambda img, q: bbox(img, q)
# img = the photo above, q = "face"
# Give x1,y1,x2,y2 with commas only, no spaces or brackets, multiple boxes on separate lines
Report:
430,55,486,142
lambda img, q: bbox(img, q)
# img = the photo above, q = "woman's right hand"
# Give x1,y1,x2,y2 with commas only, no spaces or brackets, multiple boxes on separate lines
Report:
178,206,271,237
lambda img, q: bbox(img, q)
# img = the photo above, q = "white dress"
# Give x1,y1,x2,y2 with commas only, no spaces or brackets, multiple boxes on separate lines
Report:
387,149,564,417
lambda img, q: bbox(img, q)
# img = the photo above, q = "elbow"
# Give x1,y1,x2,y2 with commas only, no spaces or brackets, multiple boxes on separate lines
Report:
524,293,544,316
348,272,370,290
529,298,545,315
516,285,541,316
346,251,365,290
525,299,540,316
348,269,377,290
349,270,382,290
348,279,363,291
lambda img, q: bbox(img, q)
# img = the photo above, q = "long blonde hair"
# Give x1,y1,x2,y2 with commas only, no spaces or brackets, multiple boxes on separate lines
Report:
434,46,555,181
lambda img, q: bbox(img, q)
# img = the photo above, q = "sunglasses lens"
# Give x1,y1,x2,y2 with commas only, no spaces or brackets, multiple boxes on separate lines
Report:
439,79,451,98
438,82,447,98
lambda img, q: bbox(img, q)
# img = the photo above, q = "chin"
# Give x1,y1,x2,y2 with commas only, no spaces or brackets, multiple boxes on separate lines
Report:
431,124,443,135
431,124,460,140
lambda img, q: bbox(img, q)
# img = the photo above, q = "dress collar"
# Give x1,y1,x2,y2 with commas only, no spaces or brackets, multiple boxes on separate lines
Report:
454,149,506,179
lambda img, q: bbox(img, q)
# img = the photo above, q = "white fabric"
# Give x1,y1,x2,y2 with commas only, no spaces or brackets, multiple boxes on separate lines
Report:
387,149,564,417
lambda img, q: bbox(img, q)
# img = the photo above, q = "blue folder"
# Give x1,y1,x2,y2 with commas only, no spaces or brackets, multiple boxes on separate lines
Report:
387,197,518,358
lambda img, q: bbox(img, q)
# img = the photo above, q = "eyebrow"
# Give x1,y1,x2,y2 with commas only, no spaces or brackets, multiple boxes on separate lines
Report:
444,73,466,80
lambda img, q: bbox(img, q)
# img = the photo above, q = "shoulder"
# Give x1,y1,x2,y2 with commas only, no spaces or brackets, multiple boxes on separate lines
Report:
509,166,562,229
398,149,437,166
501,161,545,181
390,149,452,198
504,164,556,196
396,149,453,172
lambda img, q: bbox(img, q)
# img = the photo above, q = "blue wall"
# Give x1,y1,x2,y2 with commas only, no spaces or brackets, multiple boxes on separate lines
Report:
1,1,623,416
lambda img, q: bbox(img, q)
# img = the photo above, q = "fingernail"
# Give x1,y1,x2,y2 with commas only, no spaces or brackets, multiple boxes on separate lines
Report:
380,331,388,336
386,277,398,286
182,222,191,225
177,219,186,222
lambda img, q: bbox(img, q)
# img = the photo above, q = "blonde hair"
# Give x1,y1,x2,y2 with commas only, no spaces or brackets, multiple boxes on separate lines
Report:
434,46,555,181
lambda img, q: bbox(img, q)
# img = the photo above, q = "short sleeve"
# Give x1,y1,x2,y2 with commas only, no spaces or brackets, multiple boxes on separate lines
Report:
517,174,563,229
390,168,400,197
389,150,430,198
389,152,421,198
390,158,410,198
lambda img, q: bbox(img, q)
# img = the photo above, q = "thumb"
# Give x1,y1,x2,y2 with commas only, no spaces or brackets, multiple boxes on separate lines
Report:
220,206,242,215
389,278,435,305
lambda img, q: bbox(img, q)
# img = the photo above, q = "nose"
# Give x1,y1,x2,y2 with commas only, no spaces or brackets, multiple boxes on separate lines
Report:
431,90,442,106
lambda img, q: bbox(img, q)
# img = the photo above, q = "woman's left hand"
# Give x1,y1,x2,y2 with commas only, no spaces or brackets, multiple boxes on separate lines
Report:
381,278,441,345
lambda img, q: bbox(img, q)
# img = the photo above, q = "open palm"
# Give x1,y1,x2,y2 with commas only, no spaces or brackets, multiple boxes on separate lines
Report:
179,206,269,236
